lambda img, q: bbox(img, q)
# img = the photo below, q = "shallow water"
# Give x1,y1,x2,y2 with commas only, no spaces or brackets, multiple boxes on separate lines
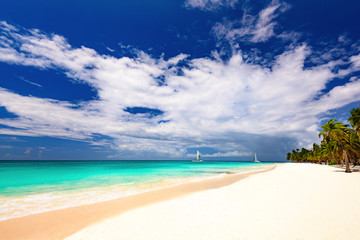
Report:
0,160,274,220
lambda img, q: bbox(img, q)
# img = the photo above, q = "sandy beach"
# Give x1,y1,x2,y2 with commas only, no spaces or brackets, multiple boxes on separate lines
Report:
65,163,360,240
0,165,273,240
2,163,360,240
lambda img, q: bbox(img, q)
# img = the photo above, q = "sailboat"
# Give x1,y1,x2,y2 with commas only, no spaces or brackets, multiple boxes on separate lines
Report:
192,150,203,162
253,153,260,163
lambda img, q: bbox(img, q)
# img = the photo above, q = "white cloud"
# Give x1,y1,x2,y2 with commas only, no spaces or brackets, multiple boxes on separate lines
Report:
201,151,252,157
106,47,114,52
0,22,359,158
24,148,32,155
212,0,289,44
184,0,238,11
277,31,301,42
38,150,43,158
338,33,351,45
19,76,43,88
350,53,360,68
0,21,18,32
0,145,12,149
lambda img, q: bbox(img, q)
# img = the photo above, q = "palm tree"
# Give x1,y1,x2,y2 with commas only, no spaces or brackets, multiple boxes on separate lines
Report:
349,107,360,165
348,107,360,138
320,141,333,165
319,119,352,173
286,152,292,161
346,131,360,166
286,108,360,168
312,143,321,164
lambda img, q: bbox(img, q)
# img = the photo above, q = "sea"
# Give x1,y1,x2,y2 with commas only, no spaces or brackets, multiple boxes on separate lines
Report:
0,160,275,221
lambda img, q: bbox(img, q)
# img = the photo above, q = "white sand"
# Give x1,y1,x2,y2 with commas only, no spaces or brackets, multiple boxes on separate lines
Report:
66,163,360,240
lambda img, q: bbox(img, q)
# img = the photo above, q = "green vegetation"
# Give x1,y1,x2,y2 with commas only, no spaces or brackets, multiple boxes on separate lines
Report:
286,107,360,173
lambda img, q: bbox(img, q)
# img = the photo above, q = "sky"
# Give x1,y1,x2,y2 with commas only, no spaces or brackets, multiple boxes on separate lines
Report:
0,0,360,161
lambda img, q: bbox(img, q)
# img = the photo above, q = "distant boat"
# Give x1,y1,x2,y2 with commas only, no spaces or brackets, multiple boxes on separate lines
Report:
192,150,203,162
254,153,260,163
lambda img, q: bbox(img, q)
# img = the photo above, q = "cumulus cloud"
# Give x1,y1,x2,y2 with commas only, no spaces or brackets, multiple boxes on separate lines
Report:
184,0,238,11
0,22,359,158
212,0,289,44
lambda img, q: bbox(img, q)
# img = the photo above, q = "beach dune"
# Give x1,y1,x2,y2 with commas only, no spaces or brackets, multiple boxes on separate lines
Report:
66,163,360,240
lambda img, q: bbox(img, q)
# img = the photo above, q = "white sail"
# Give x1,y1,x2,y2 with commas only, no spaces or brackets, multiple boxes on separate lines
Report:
254,153,260,163
193,150,203,162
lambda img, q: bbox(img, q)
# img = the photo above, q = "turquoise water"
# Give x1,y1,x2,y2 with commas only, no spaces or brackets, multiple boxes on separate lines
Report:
0,160,274,220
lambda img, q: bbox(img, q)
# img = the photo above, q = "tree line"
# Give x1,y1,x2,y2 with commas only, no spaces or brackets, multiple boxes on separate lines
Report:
286,107,360,173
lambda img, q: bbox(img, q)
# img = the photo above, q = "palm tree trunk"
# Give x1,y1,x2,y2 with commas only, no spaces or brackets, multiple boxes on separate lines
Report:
343,149,351,173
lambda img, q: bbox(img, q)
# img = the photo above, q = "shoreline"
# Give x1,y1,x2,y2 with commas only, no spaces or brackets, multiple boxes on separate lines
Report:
0,164,276,240
0,163,271,221
66,163,360,240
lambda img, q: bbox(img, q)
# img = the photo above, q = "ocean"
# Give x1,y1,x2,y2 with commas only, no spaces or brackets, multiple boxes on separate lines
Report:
0,160,274,220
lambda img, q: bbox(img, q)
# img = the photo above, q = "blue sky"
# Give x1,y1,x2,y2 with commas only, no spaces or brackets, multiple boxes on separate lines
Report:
0,0,360,161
